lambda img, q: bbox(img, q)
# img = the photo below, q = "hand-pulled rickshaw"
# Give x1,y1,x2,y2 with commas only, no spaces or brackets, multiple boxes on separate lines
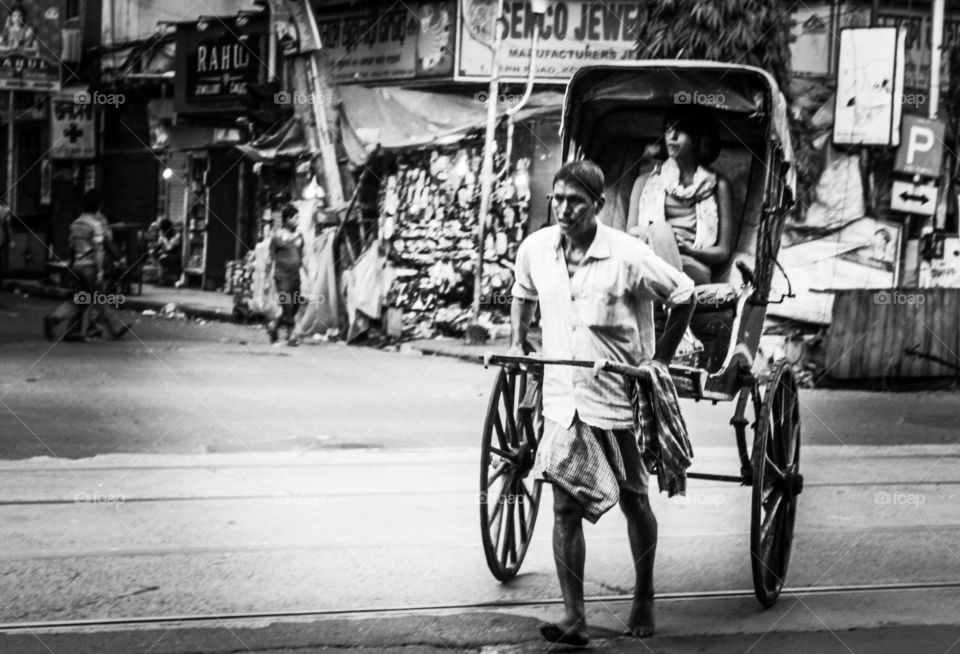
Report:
479,62,802,607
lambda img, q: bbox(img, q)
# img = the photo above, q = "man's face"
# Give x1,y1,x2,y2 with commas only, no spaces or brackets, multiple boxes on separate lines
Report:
551,179,598,239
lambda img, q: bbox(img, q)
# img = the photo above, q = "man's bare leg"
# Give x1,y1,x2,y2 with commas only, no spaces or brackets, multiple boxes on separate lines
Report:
541,485,590,646
620,489,657,637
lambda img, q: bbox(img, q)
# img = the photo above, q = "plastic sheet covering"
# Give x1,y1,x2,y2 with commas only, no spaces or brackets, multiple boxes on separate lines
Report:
344,240,394,341
248,239,281,320
338,86,563,165
295,227,340,336
804,147,865,228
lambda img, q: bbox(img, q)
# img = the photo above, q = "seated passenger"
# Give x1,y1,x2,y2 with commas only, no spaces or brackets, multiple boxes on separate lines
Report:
626,109,734,286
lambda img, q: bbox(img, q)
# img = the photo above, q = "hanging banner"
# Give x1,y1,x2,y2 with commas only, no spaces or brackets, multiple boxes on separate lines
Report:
313,1,454,83
877,9,960,90
0,1,62,91
456,0,643,83
833,27,906,146
50,89,95,160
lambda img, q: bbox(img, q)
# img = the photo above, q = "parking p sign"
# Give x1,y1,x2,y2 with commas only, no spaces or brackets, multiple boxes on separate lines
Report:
894,116,945,177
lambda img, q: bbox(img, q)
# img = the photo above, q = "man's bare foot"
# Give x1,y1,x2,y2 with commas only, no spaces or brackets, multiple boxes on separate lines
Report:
540,620,589,646
623,598,654,638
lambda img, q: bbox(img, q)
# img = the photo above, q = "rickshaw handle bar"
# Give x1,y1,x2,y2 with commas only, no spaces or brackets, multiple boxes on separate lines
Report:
483,353,698,380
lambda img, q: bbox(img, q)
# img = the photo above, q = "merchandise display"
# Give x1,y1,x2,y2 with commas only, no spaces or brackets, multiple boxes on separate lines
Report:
378,144,532,339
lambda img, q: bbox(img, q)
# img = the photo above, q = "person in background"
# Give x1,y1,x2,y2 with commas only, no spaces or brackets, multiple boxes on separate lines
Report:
85,207,130,340
153,218,182,286
44,190,107,341
268,203,305,346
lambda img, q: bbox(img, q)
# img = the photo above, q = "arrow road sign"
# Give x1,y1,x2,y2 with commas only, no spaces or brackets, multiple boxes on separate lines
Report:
891,179,938,216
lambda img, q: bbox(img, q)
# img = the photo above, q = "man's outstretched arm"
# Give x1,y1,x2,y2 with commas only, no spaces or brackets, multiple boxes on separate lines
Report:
509,296,536,356
654,298,695,365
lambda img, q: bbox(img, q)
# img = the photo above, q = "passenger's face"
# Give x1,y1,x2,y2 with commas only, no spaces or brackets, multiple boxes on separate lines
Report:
551,179,597,238
665,124,697,162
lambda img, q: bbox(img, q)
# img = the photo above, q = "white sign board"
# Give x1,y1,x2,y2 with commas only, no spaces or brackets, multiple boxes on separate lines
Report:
894,115,946,177
50,89,95,160
456,0,643,83
891,179,938,216
833,27,906,146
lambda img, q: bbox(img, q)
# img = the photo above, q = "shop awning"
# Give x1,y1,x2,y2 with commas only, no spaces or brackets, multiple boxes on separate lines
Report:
339,86,564,165
235,117,309,163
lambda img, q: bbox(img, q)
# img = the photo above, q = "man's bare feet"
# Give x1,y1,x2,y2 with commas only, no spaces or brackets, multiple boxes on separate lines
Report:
623,598,654,638
540,620,589,646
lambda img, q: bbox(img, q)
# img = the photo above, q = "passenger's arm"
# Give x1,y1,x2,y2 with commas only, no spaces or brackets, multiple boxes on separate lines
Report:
681,175,734,266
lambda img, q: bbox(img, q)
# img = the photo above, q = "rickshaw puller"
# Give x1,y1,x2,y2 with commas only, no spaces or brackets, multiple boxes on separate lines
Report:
509,161,695,645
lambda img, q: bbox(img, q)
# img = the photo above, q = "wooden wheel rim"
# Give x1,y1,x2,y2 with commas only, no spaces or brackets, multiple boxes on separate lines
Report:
750,360,802,607
479,367,543,581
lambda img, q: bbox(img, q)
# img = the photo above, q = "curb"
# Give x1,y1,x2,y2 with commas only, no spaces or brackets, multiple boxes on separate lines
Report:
2,280,237,324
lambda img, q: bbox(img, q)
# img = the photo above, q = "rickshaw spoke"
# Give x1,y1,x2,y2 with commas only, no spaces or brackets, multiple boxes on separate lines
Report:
487,461,510,487
517,485,529,544
489,445,514,461
764,453,784,482
501,385,519,447
493,413,509,449
761,491,785,542
501,499,517,565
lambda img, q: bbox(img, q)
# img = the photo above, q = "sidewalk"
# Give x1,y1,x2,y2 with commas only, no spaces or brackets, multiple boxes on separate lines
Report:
1,277,235,323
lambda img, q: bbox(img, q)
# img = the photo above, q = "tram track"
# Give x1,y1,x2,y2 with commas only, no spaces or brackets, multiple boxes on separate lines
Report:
1,581,958,633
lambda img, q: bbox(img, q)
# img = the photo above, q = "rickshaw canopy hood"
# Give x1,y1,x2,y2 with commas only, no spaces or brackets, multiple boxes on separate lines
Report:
561,61,795,196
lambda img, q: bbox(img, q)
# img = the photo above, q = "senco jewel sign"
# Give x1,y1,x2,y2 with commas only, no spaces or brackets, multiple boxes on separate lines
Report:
174,14,268,117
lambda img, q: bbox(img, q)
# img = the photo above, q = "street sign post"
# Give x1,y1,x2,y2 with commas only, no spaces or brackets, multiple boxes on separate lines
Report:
891,179,938,216
894,116,946,177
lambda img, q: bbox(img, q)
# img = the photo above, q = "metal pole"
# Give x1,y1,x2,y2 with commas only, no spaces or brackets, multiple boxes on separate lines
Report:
303,0,345,208
471,0,505,322
6,90,14,211
930,0,944,119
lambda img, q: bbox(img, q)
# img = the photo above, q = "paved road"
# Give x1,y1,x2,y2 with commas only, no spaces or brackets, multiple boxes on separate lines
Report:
1,290,959,652
3,292,960,460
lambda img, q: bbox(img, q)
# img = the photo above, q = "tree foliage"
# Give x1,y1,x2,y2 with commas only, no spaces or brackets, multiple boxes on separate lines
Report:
634,0,794,96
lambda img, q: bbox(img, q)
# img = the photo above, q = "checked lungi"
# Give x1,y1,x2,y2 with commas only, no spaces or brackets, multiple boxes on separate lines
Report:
532,415,649,523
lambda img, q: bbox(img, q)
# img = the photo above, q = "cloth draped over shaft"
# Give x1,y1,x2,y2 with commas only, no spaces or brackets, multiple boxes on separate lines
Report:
631,362,694,497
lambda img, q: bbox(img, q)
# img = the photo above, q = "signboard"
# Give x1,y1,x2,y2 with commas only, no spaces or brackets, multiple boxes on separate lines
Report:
0,1,62,91
877,9,960,90
833,28,906,146
894,116,946,177
315,1,454,83
456,0,643,83
891,179,938,216
50,90,95,160
789,2,831,77
174,14,268,118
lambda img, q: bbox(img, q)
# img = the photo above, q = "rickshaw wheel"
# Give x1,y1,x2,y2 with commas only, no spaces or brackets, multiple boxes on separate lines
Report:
750,359,803,607
479,366,543,581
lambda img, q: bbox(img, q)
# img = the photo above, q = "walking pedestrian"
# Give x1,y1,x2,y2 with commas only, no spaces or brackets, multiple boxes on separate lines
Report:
267,203,305,345
43,189,128,341
508,161,696,645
